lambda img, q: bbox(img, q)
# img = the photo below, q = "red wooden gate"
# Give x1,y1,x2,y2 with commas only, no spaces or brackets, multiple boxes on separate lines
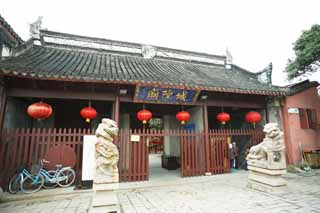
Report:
117,129,149,182
180,131,206,177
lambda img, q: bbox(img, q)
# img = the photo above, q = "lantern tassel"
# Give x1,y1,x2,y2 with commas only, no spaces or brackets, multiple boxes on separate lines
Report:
86,118,91,123
181,120,185,125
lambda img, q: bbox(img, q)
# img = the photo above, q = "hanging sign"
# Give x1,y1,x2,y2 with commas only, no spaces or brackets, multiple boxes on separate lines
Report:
134,86,200,104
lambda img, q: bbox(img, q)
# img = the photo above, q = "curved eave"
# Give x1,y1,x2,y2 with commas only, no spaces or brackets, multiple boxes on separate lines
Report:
0,69,286,96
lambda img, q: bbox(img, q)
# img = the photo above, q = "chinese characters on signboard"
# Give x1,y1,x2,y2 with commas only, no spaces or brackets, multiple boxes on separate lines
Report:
134,86,200,104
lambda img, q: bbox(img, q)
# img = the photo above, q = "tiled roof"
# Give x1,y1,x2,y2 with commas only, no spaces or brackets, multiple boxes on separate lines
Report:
286,80,319,95
0,31,286,96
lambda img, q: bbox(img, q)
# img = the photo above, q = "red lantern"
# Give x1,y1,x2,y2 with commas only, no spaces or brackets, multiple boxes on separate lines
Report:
80,107,97,123
245,111,262,127
27,102,53,119
216,112,230,125
137,109,152,124
176,111,190,125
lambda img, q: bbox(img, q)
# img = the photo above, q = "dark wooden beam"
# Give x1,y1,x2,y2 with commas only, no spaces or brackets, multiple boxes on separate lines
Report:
113,96,120,125
205,99,265,108
0,85,7,132
7,88,115,101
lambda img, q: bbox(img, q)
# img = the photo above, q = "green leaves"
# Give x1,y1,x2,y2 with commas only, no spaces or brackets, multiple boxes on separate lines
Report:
286,25,320,80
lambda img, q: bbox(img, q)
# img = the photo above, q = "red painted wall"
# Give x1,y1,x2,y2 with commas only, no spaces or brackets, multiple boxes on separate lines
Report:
284,87,320,164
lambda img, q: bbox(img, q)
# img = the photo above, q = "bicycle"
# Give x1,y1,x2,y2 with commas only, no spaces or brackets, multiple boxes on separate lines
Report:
40,159,76,188
8,164,44,194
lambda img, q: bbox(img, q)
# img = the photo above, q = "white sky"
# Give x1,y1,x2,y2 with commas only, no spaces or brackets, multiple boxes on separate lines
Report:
1,0,320,85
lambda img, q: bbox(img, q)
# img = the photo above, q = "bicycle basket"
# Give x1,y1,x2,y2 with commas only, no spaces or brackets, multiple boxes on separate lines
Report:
31,164,41,175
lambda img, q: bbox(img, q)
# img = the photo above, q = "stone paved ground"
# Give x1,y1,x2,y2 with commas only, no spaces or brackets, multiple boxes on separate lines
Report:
0,170,320,213
118,170,320,213
0,193,92,213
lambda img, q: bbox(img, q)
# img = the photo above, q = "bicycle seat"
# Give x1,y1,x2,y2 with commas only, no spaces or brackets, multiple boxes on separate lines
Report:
56,164,63,168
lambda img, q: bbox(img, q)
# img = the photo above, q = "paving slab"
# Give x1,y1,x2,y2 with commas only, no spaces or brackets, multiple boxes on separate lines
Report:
0,170,320,212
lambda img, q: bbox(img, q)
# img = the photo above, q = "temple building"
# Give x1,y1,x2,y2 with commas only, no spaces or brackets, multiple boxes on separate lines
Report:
0,16,318,188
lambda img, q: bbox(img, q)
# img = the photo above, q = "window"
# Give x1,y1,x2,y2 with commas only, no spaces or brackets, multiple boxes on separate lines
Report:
299,108,318,129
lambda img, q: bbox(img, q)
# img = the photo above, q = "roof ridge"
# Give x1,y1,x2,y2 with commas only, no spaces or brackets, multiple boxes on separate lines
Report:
40,30,226,65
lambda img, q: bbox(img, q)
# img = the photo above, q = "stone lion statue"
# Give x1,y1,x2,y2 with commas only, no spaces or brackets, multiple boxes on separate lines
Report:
94,118,119,184
246,123,286,169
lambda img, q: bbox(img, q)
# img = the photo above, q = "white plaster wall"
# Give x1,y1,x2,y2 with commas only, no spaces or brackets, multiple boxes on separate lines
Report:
163,115,180,156
120,113,130,129
267,99,282,127
187,106,204,131
2,45,11,57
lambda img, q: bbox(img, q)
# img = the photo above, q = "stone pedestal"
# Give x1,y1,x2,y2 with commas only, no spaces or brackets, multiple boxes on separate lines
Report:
90,183,121,213
247,166,287,192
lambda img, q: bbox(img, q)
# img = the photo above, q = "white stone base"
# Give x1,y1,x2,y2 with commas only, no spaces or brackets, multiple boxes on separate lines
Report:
247,166,287,192
247,179,287,193
90,184,121,213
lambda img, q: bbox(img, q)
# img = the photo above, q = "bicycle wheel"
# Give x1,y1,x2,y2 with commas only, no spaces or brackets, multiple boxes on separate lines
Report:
56,168,75,187
8,173,22,194
21,174,44,194
43,170,58,189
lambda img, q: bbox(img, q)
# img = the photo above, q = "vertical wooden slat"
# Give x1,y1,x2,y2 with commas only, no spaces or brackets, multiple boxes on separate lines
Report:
137,129,142,181
129,129,133,181
40,128,48,160
209,133,212,174
27,129,35,167
43,128,51,161
3,129,14,183
181,130,185,177
75,128,81,173
60,128,67,164
179,130,182,177
123,129,127,181
16,128,26,170
217,131,221,173
10,128,20,171
187,131,191,176
141,128,145,181
34,128,42,165
8,128,20,182
195,132,199,175
118,129,123,182
0,129,7,172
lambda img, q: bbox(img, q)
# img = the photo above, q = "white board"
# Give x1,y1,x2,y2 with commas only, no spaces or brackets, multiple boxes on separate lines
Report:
82,135,97,181
131,134,140,142
288,108,299,114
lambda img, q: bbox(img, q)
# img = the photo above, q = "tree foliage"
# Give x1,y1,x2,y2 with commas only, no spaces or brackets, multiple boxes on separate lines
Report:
286,25,320,80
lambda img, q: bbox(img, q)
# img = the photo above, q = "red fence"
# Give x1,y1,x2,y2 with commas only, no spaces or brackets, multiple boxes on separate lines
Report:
0,128,94,190
0,128,264,188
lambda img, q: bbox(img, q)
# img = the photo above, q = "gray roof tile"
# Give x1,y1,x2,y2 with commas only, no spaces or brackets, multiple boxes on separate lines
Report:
0,44,286,95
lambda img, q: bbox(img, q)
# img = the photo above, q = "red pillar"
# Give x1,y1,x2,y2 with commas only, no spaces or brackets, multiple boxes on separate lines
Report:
203,102,210,172
279,98,293,164
113,95,120,145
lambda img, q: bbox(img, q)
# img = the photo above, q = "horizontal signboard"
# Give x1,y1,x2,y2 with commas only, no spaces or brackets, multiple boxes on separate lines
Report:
134,86,200,104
